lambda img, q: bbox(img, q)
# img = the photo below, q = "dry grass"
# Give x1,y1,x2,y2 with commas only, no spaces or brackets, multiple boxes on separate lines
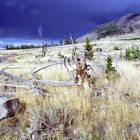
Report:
0,37,140,139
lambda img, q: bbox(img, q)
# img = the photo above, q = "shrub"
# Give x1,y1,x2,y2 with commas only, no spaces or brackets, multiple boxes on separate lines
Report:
28,105,75,139
105,56,119,82
124,47,140,61
113,46,120,50
95,48,102,52
125,48,131,61
58,51,64,59
132,47,140,60
84,38,94,60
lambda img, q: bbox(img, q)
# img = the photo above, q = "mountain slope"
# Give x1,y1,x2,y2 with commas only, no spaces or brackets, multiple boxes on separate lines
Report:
76,13,140,42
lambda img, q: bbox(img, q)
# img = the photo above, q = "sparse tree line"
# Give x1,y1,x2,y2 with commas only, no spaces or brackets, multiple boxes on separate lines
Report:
6,44,40,50
5,40,77,51
6,43,60,50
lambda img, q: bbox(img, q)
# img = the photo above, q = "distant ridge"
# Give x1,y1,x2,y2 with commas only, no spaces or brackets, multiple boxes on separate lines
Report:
76,13,140,42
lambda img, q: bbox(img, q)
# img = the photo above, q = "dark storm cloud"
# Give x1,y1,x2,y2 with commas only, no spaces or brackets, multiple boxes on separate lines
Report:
5,0,18,7
0,0,140,40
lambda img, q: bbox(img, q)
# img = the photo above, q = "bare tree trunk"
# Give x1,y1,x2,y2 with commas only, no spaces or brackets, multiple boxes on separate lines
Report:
42,45,47,57
38,26,48,57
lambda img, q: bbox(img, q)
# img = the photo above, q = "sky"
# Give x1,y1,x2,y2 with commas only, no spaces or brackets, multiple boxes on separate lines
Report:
0,0,140,45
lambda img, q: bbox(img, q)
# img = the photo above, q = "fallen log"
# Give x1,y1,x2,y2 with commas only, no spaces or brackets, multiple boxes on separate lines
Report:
0,70,75,87
0,70,32,86
0,84,30,89
35,79,75,86
0,70,50,96
0,92,17,95
0,70,76,97
33,62,65,76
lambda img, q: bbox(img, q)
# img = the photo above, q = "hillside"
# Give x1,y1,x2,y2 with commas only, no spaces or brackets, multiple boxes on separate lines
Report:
76,13,140,42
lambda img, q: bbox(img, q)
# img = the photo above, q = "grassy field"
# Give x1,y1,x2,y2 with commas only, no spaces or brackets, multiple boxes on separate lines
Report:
0,34,140,139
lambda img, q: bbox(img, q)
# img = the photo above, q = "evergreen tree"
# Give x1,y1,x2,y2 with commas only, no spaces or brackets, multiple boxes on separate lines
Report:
84,38,93,60
105,56,117,81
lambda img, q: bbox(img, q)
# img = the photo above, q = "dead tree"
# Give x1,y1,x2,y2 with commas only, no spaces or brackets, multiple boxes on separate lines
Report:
69,34,94,87
42,44,47,57
38,26,48,57
73,57,93,87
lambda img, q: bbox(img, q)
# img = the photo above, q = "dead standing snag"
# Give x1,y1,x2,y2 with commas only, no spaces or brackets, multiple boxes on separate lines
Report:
69,33,94,88
38,25,48,57
74,58,93,87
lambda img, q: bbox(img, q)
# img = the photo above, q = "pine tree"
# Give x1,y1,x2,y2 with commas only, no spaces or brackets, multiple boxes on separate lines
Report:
105,56,117,81
84,38,93,60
